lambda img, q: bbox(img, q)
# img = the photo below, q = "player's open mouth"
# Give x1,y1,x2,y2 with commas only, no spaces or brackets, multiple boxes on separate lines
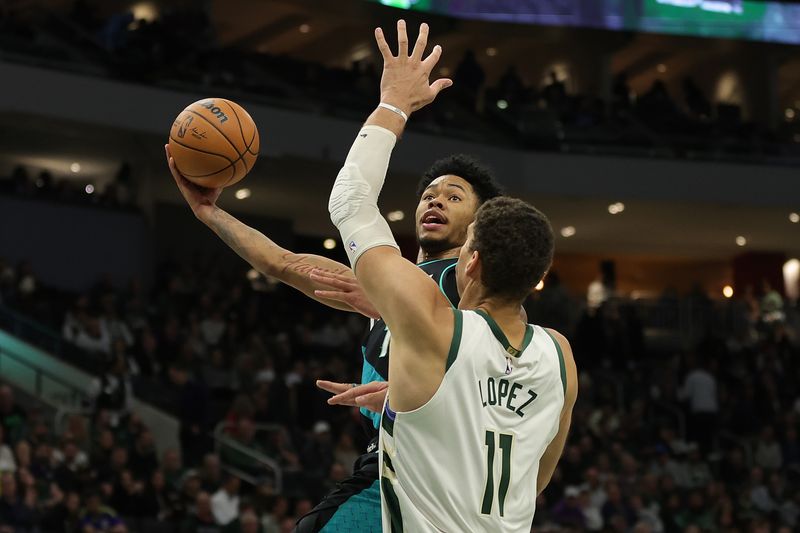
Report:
421,209,448,231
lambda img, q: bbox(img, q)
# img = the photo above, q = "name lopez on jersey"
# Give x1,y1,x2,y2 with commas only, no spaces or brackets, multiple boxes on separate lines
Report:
478,377,537,418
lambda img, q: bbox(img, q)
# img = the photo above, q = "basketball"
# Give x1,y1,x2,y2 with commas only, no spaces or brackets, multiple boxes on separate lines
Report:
168,98,260,188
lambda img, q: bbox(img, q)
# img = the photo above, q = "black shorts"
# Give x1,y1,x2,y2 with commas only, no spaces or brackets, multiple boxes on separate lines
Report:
294,450,381,533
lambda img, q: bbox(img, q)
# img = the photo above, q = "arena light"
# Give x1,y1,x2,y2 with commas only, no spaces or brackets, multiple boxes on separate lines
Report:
560,226,576,238
387,210,405,222
790,212,800,223
786,108,796,121
235,188,251,200
299,24,311,34
608,202,625,215
736,236,747,247
131,2,158,22
85,184,94,194
323,239,337,250
535,280,544,291
439,67,451,76
496,100,509,110
246,269,260,281
70,162,81,173
657,63,667,73
486,47,497,57
722,285,734,298
784,259,800,300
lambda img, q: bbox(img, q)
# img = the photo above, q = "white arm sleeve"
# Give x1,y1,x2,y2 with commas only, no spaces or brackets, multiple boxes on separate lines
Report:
329,125,400,269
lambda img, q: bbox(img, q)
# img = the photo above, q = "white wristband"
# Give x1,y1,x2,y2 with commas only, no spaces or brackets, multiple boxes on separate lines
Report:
378,102,409,122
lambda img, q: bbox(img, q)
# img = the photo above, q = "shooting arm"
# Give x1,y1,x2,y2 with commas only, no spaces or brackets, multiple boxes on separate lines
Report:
201,207,358,312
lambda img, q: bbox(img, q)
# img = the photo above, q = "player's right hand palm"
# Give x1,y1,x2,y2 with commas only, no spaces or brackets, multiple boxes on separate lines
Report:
165,144,222,220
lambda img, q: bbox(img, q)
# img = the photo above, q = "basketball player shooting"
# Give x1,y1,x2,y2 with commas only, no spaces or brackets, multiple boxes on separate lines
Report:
328,21,578,532
164,30,504,529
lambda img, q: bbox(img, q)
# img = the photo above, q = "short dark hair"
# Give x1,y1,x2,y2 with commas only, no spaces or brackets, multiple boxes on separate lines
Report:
470,197,554,302
416,154,503,205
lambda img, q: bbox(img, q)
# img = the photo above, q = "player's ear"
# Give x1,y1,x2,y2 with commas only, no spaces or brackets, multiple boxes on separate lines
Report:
465,249,480,279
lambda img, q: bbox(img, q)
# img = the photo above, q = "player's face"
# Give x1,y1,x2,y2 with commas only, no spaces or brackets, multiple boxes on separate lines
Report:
415,175,480,254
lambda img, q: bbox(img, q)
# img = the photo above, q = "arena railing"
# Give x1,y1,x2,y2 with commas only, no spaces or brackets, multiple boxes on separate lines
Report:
213,421,284,493
0,333,88,409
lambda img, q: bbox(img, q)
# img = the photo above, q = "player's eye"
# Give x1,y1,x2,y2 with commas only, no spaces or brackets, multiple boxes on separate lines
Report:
450,195,461,202
423,194,435,201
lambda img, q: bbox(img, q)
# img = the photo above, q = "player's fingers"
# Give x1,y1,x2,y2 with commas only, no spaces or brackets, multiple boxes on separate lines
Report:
313,290,350,302
316,380,351,395
410,22,429,61
328,381,385,405
397,19,409,58
374,27,393,60
355,391,388,412
421,44,443,72
430,78,453,98
310,271,352,290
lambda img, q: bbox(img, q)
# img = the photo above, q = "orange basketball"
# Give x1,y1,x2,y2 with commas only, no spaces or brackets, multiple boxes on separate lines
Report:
168,98,260,188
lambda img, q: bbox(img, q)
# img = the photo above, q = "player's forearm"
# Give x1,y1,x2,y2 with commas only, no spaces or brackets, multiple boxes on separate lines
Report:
536,419,570,495
201,207,356,311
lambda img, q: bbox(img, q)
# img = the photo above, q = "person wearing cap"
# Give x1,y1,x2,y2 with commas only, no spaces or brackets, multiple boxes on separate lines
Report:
551,486,586,529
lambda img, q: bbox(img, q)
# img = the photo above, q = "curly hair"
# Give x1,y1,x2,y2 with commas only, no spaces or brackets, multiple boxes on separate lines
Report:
416,154,504,205
470,197,554,301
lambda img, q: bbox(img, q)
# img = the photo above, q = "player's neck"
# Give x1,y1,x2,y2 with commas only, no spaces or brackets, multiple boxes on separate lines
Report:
416,246,460,263
461,290,523,325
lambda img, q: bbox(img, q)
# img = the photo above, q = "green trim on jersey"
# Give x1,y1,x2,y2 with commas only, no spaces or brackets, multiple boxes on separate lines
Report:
439,263,458,308
381,476,404,533
416,257,455,268
474,310,534,358
445,309,463,371
544,328,567,395
382,409,395,437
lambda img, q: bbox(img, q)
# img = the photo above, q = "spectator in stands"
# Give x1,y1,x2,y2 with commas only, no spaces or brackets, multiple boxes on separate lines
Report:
78,491,126,532
754,425,783,472
168,362,209,467
199,453,222,493
0,427,15,473
453,50,485,110
0,471,36,531
41,489,82,533
551,486,586,528
53,435,90,492
679,355,718,454
129,429,158,480
161,448,183,492
89,355,133,427
180,491,220,533
0,385,27,444
210,474,240,526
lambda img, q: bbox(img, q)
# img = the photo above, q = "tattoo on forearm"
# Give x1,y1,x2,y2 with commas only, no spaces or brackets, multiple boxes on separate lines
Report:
280,253,350,277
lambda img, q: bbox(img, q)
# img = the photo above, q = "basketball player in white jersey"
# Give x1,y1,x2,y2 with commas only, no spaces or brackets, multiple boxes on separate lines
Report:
326,21,578,532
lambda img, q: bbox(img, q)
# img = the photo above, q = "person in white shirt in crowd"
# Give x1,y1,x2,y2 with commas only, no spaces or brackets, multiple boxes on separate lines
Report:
210,474,241,526
0,426,16,473
200,310,227,346
755,425,783,471
679,355,718,454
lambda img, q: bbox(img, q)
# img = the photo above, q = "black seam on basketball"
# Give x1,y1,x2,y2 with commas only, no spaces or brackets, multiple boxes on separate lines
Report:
222,162,238,188
170,135,251,178
186,109,244,158
221,100,248,148
223,100,259,157
246,128,258,156
169,135,235,164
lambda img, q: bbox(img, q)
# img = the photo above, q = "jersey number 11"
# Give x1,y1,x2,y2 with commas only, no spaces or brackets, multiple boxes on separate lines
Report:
481,430,513,517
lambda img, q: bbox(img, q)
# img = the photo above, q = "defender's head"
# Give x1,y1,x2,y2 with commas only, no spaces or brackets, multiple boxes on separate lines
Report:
456,197,554,303
415,155,503,255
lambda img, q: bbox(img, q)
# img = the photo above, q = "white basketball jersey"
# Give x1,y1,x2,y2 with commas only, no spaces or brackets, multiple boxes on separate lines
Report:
379,309,566,533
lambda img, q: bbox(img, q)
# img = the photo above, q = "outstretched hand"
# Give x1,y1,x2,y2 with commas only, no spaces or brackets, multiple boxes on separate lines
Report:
310,268,381,319
165,144,222,221
317,380,389,414
375,20,452,117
